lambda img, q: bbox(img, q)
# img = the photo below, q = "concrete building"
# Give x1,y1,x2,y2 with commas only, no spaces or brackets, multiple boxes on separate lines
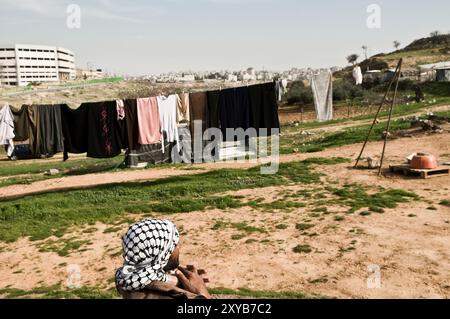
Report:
419,61,450,82
0,44,75,86
76,68,105,80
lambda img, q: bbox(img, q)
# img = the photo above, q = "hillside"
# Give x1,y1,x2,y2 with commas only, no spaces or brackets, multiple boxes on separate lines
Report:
362,34,450,71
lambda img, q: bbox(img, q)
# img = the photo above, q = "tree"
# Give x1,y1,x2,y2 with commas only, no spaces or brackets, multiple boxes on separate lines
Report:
393,41,401,50
347,54,359,65
362,45,368,60
430,30,440,37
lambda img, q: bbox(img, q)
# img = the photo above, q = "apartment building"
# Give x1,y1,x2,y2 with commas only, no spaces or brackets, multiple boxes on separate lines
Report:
0,44,76,86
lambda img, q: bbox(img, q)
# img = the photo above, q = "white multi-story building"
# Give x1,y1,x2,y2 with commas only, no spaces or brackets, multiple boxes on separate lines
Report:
0,44,76,86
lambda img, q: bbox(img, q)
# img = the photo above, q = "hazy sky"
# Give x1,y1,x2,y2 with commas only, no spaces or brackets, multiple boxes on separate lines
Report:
1,0,449,75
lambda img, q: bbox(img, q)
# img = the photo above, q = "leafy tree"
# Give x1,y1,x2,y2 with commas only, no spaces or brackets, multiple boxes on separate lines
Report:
430,31,440,37
393,41,401,50
362,45,368,60
347,54,359,65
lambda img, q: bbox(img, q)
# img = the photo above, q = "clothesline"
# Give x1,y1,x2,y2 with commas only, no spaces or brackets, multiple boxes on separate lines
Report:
0,81,282,166
3,81,282,111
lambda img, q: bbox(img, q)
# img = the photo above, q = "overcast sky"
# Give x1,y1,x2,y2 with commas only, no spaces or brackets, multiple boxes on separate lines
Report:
1,0,449,76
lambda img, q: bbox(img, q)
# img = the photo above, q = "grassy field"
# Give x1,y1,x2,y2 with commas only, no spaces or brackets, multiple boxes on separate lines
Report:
283,94,450,133
0,156,420,246
280,118,412,154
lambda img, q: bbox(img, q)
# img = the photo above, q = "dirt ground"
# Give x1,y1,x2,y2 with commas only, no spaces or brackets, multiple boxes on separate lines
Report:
0,131,449,299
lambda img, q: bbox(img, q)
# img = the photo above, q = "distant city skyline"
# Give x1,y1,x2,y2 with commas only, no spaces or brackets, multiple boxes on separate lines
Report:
1,0,449,76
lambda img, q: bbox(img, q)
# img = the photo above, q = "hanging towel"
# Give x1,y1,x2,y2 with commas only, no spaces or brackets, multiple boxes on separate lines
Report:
311,71,333,122
0,104,15,157
157,95,179,153
176,93,190,124
11,105,30,142
353,66,363,85
37,105,65,157
218,86,252,141
137,97,162,145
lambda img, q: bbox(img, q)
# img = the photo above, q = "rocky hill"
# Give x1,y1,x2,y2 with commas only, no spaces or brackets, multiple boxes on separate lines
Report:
363,34,450,71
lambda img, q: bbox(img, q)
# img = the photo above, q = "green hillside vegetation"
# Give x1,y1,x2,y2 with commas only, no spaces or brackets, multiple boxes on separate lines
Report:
362,34,450,71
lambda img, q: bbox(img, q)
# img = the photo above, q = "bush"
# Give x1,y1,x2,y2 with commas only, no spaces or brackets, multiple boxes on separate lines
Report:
396,79,417,91
286,81,313,105
421,81,450,96
333,79,365,101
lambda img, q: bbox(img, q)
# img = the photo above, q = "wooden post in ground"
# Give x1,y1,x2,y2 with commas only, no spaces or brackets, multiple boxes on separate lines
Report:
354,59,403,168
378,59,403,176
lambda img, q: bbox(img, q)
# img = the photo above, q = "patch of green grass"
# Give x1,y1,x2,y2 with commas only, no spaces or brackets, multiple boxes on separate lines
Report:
103,226,123,234
38,238,92,257
0,158,340,242
212,220,267,234
82,227,98,234
281,119,412,154
209,287,327,299
0,285,118,299
308,277,329,284
339,246,356,253
327,184,418,214
439,200,450,207
296,223,315,231
275,224,289,230
231,234,247,241
369,206,385,214
0,156,123,178
293,244,313,254
0,175,52,188
252,200,306,211
283,94,450,132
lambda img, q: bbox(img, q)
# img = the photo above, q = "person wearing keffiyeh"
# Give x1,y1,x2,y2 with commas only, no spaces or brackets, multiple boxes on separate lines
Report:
115,219,211,299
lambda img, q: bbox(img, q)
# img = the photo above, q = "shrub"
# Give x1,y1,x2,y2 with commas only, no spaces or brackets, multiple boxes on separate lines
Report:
286,81,313,105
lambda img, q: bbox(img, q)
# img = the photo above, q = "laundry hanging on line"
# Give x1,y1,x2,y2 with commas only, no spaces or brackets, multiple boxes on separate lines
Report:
3,81,280,164
0,104,15,157
311,71,333,122
353,66,363,85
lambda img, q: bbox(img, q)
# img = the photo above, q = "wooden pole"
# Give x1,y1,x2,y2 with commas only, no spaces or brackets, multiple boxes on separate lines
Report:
354,59,402,168
378,59,403,176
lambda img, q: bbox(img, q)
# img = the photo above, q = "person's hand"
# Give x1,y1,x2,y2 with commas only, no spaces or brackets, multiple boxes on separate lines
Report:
175,266,211,299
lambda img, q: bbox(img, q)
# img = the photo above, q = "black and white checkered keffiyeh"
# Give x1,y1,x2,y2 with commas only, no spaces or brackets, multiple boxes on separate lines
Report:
115,219,180,291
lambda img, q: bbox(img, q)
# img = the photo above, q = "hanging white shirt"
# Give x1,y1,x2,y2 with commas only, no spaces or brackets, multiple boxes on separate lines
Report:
157,95,180,153
0,104,15,157
353,66,363,85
